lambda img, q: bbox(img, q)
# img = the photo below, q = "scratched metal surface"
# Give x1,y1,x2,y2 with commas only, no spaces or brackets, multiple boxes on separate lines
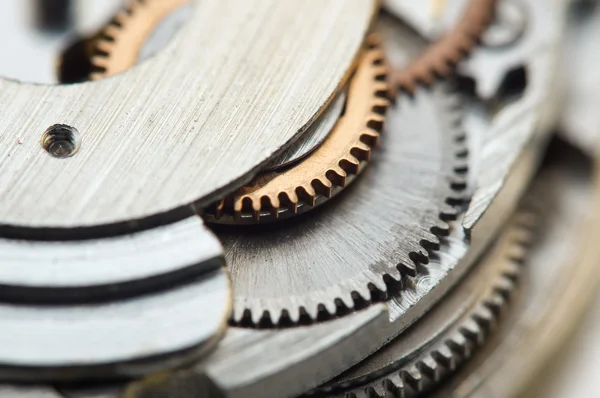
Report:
0,0,375,232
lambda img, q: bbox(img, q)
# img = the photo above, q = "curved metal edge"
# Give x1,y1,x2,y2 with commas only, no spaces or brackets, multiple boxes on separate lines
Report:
0,0,378,236
0,217,222,303
0,266,232,382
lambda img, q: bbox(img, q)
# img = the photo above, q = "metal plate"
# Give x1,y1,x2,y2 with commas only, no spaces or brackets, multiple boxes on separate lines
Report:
0,0,376,234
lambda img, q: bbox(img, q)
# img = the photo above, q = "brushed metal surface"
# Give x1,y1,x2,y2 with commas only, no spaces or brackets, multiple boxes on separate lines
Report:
0,217,222,301
0,267,231,381
0,0,376,233
264,90,347,171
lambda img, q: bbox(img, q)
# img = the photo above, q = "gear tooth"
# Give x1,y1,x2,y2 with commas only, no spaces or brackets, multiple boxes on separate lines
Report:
385,373,405,397
473,305,495,330
461,319,484,345
494,278,515,297
418,355,441,381
104,25,121,38
355,141,373,154
91,56,109,69
447,332,469,356
287,307,301,324
267,194,280,210
323,300,337,316
250,309,265,325
95,41,114,54
233,196,245,213
502,261,521,280
232,307,245,324
370,277,388,295
401,366,423,391
304,304,320,320
365,386,382,398
433,346,457,371
340,291,355,309
507,244,527,262
113,10,130,25
313,178,333,198
485,292,507,313
327,166,348,187
285,190,299,206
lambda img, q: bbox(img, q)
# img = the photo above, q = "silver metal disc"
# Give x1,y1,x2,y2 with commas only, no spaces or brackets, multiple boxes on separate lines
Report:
216,83,467,326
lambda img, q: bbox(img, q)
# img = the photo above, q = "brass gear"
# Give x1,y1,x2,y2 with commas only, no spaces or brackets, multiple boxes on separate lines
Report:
392,0,497,93
90,0,190,79
205,37,390,224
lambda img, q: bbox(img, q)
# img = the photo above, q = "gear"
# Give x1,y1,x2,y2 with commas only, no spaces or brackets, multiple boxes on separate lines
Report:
213,82,468,326
387,0,497,93
205,38,390,223
306,208,536,398
90,0,191,79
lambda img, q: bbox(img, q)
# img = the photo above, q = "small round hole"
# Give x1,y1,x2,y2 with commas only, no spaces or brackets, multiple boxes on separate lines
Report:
41,124,81,158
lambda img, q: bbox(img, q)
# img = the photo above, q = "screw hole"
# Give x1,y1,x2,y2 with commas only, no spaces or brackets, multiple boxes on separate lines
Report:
41,124,81,158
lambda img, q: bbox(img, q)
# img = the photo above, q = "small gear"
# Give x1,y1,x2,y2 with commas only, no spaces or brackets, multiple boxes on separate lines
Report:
307,209,537,398
388,0,497,93
205,38,390,223
90,0,191,79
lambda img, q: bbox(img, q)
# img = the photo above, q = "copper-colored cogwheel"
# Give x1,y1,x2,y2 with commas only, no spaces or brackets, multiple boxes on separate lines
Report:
90,0,189,79
206,37,390,223
393,0,497,93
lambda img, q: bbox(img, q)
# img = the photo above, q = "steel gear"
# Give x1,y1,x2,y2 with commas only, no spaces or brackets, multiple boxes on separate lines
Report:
388,0,497,93
205,39,389,223
306,208,536,398
214,82,468,326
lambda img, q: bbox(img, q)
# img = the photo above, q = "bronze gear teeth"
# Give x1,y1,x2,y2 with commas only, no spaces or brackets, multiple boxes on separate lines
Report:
90,0,190,79
392,0,498,93
206,36,390,224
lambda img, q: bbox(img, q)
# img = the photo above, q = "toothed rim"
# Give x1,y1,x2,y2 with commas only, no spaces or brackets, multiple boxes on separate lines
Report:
392,0,497,94
220,82,470,327
205,36,390,224
306,209,538,398
90,0,190,79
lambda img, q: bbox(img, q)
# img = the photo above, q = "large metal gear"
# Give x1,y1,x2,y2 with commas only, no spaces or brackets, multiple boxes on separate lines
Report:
216,81,468,326
307,206,536,398
1,1,599,398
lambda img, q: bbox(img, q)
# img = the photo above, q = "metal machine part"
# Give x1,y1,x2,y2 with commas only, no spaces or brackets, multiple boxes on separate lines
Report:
263,91,348,172
0,265,231,381
206,40,390,224
0,0,376,234
434,145,600,398
383,0,497,93
459,0,563,103
309,207,535,398
216,81,467,326
462,0,567,230
90,0,350,174
0,1,579,398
